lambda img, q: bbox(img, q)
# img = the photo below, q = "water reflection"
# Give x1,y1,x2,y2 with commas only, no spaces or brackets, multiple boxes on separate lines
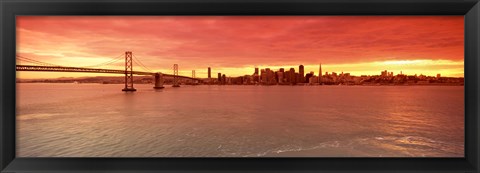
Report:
17,84,464,157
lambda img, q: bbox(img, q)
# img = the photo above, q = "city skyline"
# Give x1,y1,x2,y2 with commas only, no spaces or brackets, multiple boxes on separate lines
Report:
17,16,464,79
19,63,464,86
195,63,463,86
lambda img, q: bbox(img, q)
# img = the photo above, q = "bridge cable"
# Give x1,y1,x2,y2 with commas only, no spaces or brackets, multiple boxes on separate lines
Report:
17,54,125,69
132,59,153,72
17,54,163,75
79,53,125,68
132,55,153,72
16,55,62,66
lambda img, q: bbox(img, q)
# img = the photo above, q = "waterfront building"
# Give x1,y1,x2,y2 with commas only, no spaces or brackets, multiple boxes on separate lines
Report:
319,63,322,84
299,65,305,83
207,67,212,84
277,71,284,84
268,69,276,85
284,71,291,83
222,74,226,85
208,67,211,79
274,71,279,82
243,75,251,85
236,76,244,84
266,68,271,83
253,67,260,83
309,76,318,84
294,73,300,84
381,70,388,77
332,72,338,82
289,68,295,84
261,69,267,84
305,72,314,83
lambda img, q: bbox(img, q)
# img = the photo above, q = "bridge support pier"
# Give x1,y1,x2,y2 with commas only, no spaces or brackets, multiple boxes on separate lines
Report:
153,73,165,89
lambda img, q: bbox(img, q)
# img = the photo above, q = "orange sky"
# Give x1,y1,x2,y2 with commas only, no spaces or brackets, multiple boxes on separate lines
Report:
16,16,464,79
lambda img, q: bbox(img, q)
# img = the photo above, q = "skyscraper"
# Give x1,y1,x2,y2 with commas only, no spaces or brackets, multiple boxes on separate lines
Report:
289,68,295,84
260,69,267,83
208,67,211,79
299,65,305,83
265,68,271,83
284,71,290,83
381,70,388,77
254,67,260,83
305,72,314,84
277,71,284,84
222,74,226,85
218,73,222,82
319,63,322,84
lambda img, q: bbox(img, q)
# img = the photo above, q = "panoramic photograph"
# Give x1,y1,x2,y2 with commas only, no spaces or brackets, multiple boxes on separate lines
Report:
16,16,464,157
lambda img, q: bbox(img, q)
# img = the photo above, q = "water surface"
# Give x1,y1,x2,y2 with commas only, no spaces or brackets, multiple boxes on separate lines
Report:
17,83,464,157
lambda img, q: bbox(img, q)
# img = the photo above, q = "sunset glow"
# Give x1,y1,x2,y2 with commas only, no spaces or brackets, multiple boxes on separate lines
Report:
16,16,464,79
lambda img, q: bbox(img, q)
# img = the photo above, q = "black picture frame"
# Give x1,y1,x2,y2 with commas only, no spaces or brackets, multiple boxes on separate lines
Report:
1,0,479,172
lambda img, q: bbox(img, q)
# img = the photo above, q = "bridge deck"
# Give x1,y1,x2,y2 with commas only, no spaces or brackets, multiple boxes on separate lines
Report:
16,65,199,80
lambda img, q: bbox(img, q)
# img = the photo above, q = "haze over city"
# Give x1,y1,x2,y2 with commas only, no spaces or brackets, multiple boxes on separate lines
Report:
16,16,464,79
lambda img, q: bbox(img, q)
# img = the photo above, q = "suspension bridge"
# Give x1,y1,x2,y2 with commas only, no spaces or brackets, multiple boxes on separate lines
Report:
16,51,201,92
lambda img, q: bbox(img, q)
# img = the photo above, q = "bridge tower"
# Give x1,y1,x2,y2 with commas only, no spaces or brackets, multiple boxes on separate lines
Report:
172,64,180,87
192,70,197,84
153,73,165,89
122,51,137,92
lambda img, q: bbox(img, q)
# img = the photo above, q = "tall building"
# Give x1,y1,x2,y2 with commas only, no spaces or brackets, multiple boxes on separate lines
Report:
278,68,285,83
310,76,319,84
222,74,226,85
260,69,267,83
254,67,260,83
218,73,222,82
265,68,271,83
284,71,290,83
289,68,295,84
266,68,275,84
319,63,322,83
299,65,305,83
208,67,211,79
381,70,388,77
295,73,300,84
277,71,284,84
305,72,314,83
